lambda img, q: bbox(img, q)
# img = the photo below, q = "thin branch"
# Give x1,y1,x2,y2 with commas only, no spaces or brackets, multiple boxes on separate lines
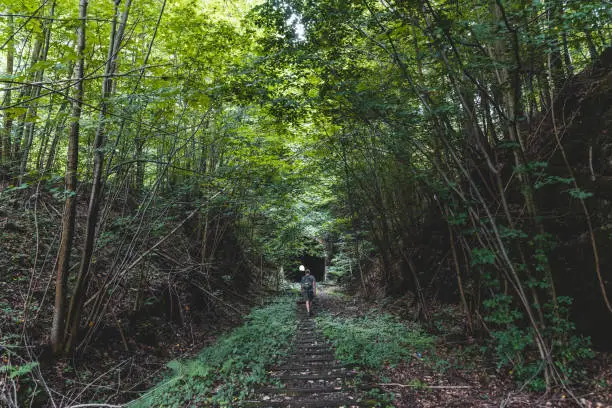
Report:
121,190,224,275
0,0,50,51
0,14,115,22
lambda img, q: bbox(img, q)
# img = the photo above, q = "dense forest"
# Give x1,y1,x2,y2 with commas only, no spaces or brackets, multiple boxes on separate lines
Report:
1,0,611,406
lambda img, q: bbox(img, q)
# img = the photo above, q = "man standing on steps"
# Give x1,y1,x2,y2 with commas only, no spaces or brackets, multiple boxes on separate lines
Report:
300,265,316,316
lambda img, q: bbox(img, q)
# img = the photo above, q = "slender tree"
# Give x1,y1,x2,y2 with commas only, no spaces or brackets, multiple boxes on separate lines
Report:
51,0,88,354
64,0,133,351
1,15,15,178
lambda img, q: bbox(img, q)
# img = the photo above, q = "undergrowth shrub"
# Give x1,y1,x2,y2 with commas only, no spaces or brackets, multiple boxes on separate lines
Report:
475,229,594,391
484,292,593,391
316,312,435,368
128,296,296,407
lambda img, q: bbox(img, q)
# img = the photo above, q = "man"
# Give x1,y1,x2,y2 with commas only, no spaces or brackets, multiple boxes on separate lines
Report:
300,265,316,316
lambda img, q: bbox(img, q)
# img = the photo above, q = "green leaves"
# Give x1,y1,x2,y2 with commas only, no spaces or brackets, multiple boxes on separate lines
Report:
534,175,573,189
0,361,39,379
514,161,548,175
470,248,496,266
567,187,593,200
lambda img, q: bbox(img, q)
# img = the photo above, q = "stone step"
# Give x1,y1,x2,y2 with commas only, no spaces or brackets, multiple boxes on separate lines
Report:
294,340,328,345
291,356,337,363
241,397,368,407
281,360,360,369
290,351,335,357
257,386,344,395
293,344,330,348
282,357,338,363
279,364,347,371
274,372,359,381
295,334,325,339
293,344,329,348
291,344,335,354
292,350,333,356
273,367,357,376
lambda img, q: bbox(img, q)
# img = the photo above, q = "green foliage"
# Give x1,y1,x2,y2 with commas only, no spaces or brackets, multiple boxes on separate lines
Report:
566,188,594,199
470,248,496,266
327,250,353,280
447,211,468,226
534,176,574,190
478,227,591,388
1,183,30,193
495,140,521,150
483,291,592,389
1,0,607,401
483,294,522,325
326,234,374,283
514,161,548,175
498,226,528,240
0,361,39,379
316,312,434,369
362,387,395,407
544,297,594,380
129,296,296,407
482,292,542,387
0,301,24,325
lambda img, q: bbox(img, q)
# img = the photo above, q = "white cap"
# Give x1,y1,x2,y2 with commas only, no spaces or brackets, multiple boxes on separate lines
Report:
299,265,305,271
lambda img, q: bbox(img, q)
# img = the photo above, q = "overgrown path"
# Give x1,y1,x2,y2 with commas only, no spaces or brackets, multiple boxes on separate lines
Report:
244,292,373,407
130,288,429,407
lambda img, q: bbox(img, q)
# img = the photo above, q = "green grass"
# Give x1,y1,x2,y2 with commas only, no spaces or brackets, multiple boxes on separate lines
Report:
316,312,435,369
128,296,297,407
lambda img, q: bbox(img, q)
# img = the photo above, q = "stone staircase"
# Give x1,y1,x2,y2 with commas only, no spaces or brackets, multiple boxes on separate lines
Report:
243,302,375,408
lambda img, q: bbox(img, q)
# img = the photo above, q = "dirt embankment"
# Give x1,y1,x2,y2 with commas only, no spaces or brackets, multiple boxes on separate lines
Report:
0,185,263,407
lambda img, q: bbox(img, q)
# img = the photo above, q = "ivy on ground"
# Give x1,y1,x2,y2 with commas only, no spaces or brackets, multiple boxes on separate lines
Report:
316,312,435,369
129,296,296,407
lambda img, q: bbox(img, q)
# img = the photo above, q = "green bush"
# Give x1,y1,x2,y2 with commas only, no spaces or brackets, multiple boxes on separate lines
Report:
483,292,593,390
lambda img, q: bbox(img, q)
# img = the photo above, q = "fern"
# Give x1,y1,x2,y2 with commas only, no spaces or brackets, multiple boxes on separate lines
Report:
0,362,39,379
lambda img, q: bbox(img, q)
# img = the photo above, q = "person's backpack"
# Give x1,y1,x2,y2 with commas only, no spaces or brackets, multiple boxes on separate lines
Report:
302,276,314,291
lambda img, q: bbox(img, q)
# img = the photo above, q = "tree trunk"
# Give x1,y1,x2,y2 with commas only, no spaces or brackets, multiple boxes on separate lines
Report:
546,1,565,92
51,0,88,355
43,98,71,173
19,6,54,183
64,0,132,351
1,15,15,179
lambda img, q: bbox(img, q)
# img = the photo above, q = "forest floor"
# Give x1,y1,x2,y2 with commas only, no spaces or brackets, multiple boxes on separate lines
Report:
316,286,612,408
129,286,612,407
0,186,262,407
1,274,257,408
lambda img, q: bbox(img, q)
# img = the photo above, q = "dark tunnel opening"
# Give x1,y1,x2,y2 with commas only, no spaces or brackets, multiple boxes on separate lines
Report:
298,254,325,282
286,254,326,282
